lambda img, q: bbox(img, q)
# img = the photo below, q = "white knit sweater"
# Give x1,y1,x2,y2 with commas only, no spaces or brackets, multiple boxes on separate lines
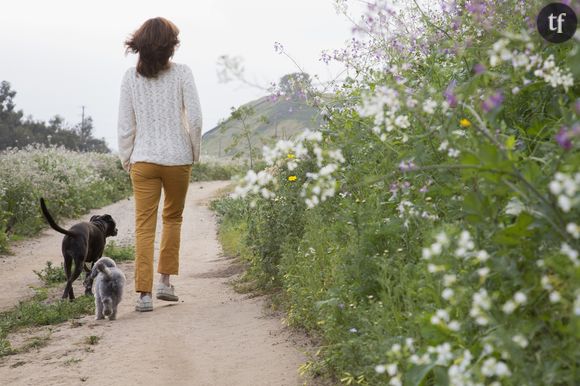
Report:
117,62,202,171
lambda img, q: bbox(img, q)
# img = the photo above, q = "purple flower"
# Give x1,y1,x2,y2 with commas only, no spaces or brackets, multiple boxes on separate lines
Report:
473,63,486,75
444,80,458,108
482,91,504,112
399,160,417,172
556,127,572,150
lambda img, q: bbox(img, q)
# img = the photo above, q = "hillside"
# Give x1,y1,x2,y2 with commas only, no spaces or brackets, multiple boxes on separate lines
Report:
202,96,321,161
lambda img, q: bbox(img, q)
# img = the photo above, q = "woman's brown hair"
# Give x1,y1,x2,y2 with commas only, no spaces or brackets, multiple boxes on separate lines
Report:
125,17,180,78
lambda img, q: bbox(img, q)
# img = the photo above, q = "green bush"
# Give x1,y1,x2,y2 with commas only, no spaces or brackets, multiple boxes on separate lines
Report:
190,161,243,181
216,1,580,384
103,241,135,262
0,145,131,251
33,261,67,285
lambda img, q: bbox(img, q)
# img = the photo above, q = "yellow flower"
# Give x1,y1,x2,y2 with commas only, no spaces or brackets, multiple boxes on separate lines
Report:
288,175,297,181
460,118,471,127
287,153,295,159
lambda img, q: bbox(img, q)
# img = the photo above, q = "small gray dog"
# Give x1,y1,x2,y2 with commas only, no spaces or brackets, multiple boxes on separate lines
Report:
85,257,126,320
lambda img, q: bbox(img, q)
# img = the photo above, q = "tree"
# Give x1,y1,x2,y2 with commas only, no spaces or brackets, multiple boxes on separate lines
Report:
222,106,267,169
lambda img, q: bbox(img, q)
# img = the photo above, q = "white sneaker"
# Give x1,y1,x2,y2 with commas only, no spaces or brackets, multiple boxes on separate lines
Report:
156,283,179,302
135,294,153,312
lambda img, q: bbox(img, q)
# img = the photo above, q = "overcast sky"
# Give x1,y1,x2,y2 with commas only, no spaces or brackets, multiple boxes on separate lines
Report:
0,0,362,150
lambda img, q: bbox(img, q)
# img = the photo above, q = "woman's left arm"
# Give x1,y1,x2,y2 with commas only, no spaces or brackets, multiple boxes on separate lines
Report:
117,69,136,171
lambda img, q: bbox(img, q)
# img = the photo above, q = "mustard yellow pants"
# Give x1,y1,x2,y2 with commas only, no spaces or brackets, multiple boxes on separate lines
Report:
130,162,192,293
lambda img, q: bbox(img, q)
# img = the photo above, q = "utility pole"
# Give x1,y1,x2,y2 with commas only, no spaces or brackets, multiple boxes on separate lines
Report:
81,106,85,134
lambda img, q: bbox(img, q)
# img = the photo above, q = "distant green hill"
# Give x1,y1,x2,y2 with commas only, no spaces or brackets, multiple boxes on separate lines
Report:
202,96,321,161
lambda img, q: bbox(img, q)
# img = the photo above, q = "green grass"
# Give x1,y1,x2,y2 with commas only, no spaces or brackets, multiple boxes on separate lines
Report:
84,335,100,345
103,241,135,262
33,261,67,285
0,288,94,357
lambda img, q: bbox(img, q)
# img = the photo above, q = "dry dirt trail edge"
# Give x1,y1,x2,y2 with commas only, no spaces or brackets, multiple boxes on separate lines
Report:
0,181,311,386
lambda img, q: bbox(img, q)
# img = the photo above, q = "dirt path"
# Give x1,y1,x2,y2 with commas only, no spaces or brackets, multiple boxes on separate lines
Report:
0,181,311,386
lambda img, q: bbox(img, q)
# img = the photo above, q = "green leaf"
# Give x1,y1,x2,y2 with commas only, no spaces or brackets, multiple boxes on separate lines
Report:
505,135,516,151
404,363,436,386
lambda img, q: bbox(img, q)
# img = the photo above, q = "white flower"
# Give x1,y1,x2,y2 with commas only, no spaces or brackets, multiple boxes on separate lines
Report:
502,300,517,314
476,250,490,262
442,288,454,300
448,148,460,158
448,320,461,331
550,291,561,303
566,223,580,239
349,327,357,333
422,248,432,260
574,294,580,316
375,364,386,374
512,334,528,348
514,292,527,305
389,377,402,386
386,363,398,376
495,361,512,377
558,195,572,212
477,267,490,278
391,343,402,354
561,242,579,266
541,275,553,290
443,274,457,286
434,342,453,365
481,358,497,377
438,140,449,151
394,115,410,128
505,197,525,216
423,98,437,114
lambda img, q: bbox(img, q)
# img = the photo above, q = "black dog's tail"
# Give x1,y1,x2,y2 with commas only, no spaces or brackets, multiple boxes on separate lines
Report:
39,198,74,237
96,261,112,279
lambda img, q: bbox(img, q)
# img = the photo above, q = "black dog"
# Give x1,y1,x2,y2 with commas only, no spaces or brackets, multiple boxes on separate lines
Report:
39,198,118,300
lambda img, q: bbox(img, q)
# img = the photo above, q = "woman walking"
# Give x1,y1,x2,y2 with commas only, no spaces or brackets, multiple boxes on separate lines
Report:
117,17,202,312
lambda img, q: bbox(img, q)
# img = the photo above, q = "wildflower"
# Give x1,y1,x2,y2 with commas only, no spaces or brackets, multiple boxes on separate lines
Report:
561,243,579,266
434,342,453,365
470,289,491,325
443,274,457,286
477,267,490,278
287,175,297,182
375,365,386,374
287,153,295,159
541,276,553,290
443,80,458,108
386,363,398,376
482,91,504,112
394,115,410,128
555,127,573,150
447,148,460,158
423,98,437,114
442,288,454,300
567,223,580,239
502,300,517,314
448,320,461,331
459,118,471,127
473,63,486,74
349,327,358,333
574,294,580,315
514,292,527,304
274,41,284,54
389,377,402,386
549,291,561,303
512,335,528,348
